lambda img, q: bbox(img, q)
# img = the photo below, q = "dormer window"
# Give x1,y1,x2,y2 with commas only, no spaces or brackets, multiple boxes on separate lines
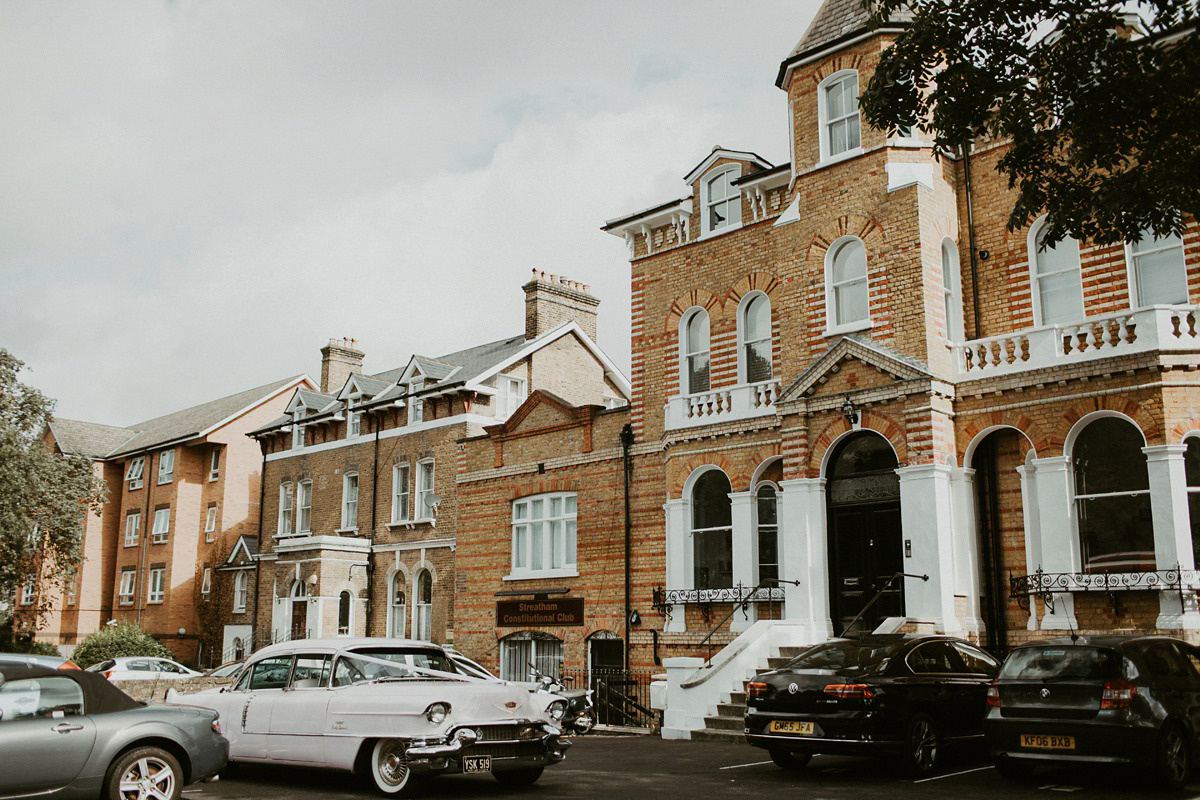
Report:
496,375,527,420
702,167,741,236
292,409,307,449
407,379,424,424
820,71,861,161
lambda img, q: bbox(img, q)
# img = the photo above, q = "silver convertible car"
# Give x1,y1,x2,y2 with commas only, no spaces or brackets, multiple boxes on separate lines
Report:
0,665,227,800
166,638,570,796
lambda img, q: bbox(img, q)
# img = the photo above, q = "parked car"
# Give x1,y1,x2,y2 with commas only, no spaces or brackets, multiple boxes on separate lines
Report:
165,638,570,795
86,657,203,681
0,664,227,800
203,661,244,679
744,634,1000,776
0,652,81,670
985,635,1200,789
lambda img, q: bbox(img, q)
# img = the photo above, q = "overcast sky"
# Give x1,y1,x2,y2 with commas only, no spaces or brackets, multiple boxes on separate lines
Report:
2,0,821,427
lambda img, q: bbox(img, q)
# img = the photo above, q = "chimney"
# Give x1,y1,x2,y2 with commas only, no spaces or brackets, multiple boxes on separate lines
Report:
320,337,365,393
523,270,600,342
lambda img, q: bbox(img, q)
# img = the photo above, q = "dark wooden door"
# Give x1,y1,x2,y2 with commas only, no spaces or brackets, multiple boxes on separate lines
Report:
829,501,904,635
291,600,307,641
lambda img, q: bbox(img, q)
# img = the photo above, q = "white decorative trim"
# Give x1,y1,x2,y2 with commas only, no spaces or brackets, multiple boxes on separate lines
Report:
885,162,934,193
773,194,802,227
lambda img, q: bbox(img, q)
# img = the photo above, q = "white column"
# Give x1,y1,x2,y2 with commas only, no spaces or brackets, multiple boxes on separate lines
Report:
950,467,985,634
778,477,834,641
897,463,962,633
664,497,689,632
730,491,756,632
1144,445,1200,630
1016,464,1041,630
1030,456,1078,630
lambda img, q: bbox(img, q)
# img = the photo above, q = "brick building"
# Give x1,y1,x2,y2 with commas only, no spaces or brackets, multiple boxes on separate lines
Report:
248,272,629,654
34,376,311,664
600,0,1200,736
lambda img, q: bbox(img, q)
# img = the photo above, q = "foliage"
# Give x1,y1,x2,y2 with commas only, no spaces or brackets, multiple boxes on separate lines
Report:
0,349,108,622
861,0,1200,246
194,538,235,669
0,617,63,656
70,620,175,669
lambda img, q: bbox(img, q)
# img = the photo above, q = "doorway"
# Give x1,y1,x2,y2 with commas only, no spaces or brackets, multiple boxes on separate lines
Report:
826,432,904,635
290,581,308,640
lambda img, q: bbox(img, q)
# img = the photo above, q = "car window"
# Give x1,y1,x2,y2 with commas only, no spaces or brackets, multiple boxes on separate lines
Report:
128,660,152,671
953,642,1000,675
246,656,293,690
1001,646,1121,680
782,641,903,675
290,655,332,689
348,648,456,673
88,660,116,672
0,677,85,722
1183,645,1200,678
905,641,962,674
1147,642,1198,680
156,661,185,674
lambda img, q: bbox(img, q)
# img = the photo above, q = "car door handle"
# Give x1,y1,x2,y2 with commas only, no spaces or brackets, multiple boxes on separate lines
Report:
52,722,84,733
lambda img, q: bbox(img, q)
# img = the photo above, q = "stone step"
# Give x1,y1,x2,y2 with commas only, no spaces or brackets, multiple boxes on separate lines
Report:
778,646,806,658
716,702,745,718
692,727,745,743
729,692,746,705
703,714,745,731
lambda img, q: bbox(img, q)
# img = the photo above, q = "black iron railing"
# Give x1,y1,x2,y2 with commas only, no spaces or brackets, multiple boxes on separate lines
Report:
1009,566,1200,615
560,667,657,729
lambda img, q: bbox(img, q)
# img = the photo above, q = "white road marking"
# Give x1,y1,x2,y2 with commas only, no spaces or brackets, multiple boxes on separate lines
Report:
719,760,774,770
913,765,994,783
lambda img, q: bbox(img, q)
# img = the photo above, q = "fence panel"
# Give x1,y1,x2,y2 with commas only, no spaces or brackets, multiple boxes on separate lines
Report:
561,667,657,729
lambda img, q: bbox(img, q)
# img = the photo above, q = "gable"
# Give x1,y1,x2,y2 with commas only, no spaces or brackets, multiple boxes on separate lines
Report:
778,336,933,404
496,390,582,436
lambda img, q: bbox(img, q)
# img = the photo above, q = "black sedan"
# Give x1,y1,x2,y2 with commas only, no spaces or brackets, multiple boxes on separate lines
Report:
0,665,228,800
985,635,1200,790
745,634,1000,776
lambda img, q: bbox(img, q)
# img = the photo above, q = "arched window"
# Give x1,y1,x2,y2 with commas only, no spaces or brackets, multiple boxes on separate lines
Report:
500,631,563,682
390,575,406,638
1030,218,1084,325
941,238,964,340
828,237,869,330
703,166,741,235
1073,417,1153,572
820,71,861,160
681,310,711,394
338,591,352,636
414,571,432,641
1185,437,1200,568
756,484,779,583
1130,230,1188,307
692,470,733,589
740,293,773,384
233,571,248,613
233,637,245,661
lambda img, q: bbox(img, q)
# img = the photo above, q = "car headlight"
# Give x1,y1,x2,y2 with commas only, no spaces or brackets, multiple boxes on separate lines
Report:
425,702,450,724
547,700,566,721
211,714,221,734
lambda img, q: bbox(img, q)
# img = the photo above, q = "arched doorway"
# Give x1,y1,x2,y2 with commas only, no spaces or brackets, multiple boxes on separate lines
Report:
290,580,308,640
826,432,903,635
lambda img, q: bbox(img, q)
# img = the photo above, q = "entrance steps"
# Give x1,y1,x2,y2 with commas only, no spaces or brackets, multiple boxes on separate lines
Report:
691,648,805,742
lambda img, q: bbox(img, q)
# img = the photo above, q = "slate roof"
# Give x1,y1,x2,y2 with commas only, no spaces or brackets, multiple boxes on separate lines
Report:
787,0,912,60
47,419,136,459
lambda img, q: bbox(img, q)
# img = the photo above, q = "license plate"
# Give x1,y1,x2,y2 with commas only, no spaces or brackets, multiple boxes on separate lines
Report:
1020,733,1075,750
463,755,492,773
769,720,815,735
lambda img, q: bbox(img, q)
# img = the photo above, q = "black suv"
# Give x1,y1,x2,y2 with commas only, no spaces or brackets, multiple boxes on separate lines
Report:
985,635,1200,790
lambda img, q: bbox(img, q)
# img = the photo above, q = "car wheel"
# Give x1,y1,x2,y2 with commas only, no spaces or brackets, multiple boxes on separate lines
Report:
572,714,595,734
902,713,940,777
105,746,182,800
769,749,813,770
370,739,419,796
1153,724,1190,791
993,755,1035,781
493,767,544,786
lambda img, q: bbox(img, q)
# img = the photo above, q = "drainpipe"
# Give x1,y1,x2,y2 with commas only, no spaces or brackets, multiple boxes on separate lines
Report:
367,410,382,636
252,437,267,651
962,143,983,340
619,423,635,674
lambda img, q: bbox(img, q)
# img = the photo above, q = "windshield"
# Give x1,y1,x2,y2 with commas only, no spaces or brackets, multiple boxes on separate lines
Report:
332,648,459,687
1001,646,1122,681
782,640,903,674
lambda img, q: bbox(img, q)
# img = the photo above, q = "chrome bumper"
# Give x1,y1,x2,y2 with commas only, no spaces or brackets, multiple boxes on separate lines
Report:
406,723,570,774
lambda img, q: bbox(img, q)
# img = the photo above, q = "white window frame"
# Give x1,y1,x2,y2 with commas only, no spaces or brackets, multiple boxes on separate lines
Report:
495,375,527,421
66,569,77,606
1127,230,1189,308
1028,216,1085,326
389,574,407,638
737,291,773,385
408,380,424,424
413,570,433,641
201,567,213,596
415,460,435,521
941,238,965,340
21,575,35,605
818,70,862,163
204,506,218,541
124,512,141,548
701,165,742,237
209,448,220,481
297,480,312,533
126,457,145,490
152,508,170,544
680,308,711,396
292,409,307,449
278,482,294,536
157,449,174,484
500,633,563,682
348,409,362,438
119,570,136,606
233,571,248,613
147,568,165,604
341,473,359,530
825,236,871,334
391,464,410,523
508,491,578,579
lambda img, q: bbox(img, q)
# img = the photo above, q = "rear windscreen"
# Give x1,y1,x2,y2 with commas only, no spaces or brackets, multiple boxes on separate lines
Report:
783,641,903,674
1001,647,1121,680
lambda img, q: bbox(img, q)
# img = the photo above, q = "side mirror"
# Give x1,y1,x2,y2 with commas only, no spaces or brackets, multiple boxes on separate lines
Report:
562,675,575,684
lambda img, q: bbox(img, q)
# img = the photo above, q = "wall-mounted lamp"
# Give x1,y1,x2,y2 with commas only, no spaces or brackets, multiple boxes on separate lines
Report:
841,396,859,425
425,493,443,527
978,249,990,260
178,627,187,636
629,610,641,626
307,573,318,586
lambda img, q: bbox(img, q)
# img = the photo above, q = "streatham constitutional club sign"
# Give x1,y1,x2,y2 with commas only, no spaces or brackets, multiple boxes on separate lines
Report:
496,598,584,627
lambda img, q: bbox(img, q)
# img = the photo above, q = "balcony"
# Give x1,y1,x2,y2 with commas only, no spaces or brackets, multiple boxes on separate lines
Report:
664,380,781,431
954,305,1199,381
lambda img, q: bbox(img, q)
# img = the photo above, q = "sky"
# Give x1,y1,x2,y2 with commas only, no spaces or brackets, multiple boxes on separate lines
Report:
2,0,822,427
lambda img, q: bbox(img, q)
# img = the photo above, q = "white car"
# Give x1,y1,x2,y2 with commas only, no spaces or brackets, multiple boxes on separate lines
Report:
166,638,570,795
85,656,203,681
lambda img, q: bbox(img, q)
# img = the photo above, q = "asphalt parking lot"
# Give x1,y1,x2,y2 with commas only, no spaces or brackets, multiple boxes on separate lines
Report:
185,734,1200,800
